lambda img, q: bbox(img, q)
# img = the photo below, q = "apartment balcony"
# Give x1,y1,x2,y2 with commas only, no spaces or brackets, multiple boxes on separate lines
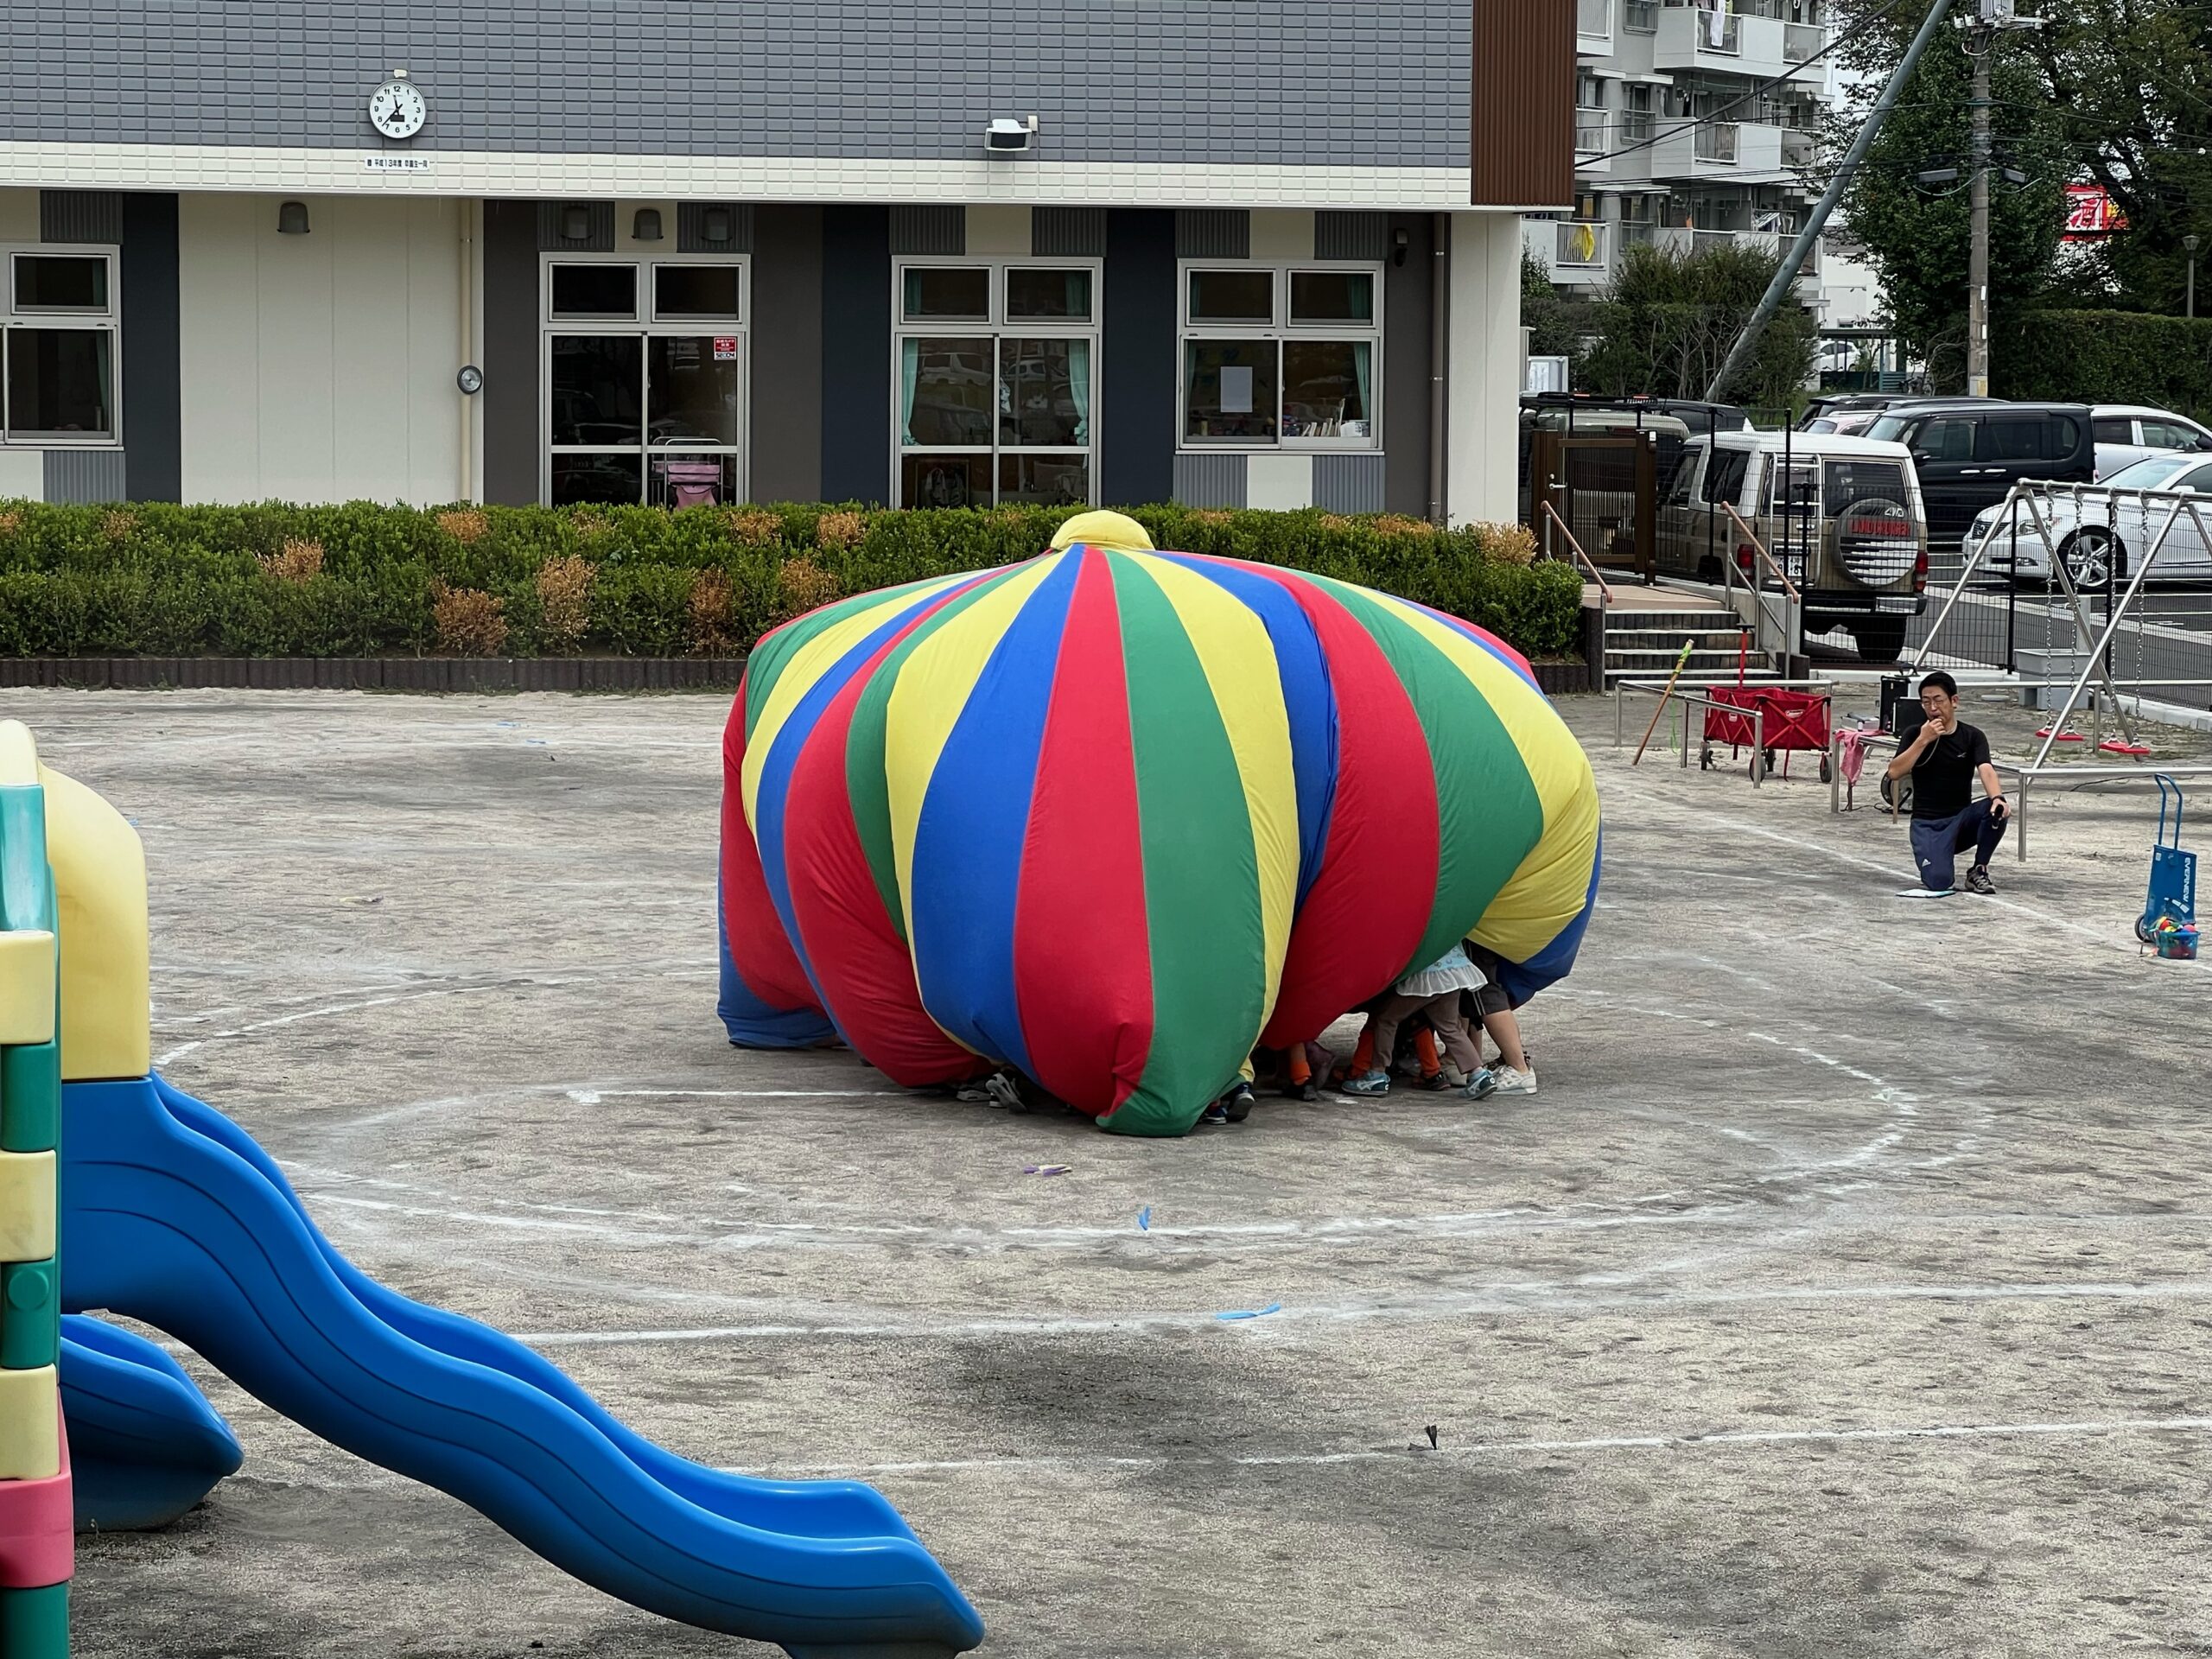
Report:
1643,117,1788,181
1574,107,1613,173
1652,5,1824,83
1526,218,1614,288
1579,0,1616,56
1649,225,1823,289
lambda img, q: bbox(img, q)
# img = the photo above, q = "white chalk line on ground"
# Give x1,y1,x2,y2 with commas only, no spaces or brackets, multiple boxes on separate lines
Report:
761,1415,2212,1478
509,1277,2212,1346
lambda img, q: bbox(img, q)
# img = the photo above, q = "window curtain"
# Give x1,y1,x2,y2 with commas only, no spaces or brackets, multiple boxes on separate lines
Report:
1351,342,1371,429
899,339,920,446
1069,340,1090,445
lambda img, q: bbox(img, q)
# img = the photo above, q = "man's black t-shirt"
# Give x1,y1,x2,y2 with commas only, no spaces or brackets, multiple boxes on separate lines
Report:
1911,720,1992,820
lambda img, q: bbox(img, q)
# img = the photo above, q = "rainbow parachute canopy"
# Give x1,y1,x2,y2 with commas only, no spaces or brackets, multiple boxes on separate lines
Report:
718,516,1601,1136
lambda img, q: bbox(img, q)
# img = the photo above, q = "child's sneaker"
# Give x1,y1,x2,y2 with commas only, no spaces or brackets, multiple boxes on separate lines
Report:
1198,1101,1229,1125
1489,1065,1538,1096
1418,1071,1453,1092
1463,1067,1499,1099
1222,1082,1255,1122
1341,1069,1392,1096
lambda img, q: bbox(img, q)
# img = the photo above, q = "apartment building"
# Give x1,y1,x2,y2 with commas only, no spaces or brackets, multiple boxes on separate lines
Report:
1526,0,1829,296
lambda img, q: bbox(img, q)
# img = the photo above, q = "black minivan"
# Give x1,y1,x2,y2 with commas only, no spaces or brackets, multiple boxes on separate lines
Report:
1863,401,2096,546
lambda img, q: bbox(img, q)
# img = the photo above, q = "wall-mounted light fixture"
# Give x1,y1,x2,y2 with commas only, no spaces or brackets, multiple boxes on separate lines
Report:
985,116,1039,156
276,200,311,235
700,206,734,245
562,203,591,241
632,207,663,242
1393,226,1409,268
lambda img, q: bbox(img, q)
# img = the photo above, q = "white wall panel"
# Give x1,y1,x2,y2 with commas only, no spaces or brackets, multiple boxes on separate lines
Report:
1446,211,1522,526
0,449,43,500
179,193,461,504
1245,452,1313,511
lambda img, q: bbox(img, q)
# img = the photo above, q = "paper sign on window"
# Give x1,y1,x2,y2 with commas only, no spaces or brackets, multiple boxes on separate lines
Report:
1220,365,1254,415
712,336,739,361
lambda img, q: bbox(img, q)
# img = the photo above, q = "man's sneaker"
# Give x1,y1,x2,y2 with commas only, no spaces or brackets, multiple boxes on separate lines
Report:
1463,1067,1499,1100
1223,1083,1255,1122
1341,1069,1392,1096
1963,865,1996,896
1489,1065,1539,1096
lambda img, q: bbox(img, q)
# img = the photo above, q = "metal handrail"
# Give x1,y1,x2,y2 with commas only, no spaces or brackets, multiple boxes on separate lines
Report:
1722,503,1803,601
1541,501,1618,606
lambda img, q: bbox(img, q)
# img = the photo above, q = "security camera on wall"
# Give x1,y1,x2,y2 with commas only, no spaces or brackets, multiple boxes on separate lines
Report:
986,117,1039,156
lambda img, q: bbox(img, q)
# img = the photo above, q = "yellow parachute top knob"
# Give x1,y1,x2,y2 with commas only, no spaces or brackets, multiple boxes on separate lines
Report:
1049,511,1153,554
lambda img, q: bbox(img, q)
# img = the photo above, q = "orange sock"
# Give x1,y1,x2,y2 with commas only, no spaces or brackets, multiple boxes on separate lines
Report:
1415,1027,1441,1078
1348,1027,1376,1077
1287,1046,1312,1086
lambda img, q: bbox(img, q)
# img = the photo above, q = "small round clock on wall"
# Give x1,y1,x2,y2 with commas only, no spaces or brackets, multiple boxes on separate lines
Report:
368,74,427,141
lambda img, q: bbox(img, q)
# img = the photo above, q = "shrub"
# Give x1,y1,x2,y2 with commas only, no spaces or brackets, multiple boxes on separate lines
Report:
257,539,325,583
534,555,593,652
1993,310,2212,416
0,501,1586,662
688,568,739,656
431,583,508,656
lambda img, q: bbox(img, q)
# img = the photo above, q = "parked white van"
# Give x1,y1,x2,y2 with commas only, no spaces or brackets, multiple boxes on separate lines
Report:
1658,430,1931,662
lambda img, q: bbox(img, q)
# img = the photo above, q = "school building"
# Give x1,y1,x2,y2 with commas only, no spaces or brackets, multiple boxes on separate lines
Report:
0,1,1575,522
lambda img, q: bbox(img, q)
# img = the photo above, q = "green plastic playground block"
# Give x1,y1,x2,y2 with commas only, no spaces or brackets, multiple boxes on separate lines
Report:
0,1037,59,1155
0,1259,58,1371
0,1582,68,1656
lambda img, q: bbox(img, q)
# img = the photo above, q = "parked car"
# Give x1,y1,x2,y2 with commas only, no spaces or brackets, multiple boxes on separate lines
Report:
1965,450,2212,588
1657,430,1929,661
1805,394,1986,439
1863,401,2095,546
2091,405,2212,479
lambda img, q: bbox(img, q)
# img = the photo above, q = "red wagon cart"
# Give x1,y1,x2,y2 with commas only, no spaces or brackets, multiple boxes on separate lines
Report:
1700,684,1834,782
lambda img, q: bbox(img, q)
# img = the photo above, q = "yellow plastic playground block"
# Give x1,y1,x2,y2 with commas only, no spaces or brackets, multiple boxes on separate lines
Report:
0,931,56,1047
0,723,34,790
0,1365,59,1482
40,764,149,1082
0,1153,54,1263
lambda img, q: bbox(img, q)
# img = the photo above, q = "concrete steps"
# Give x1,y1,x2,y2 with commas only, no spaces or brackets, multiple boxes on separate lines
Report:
1603,615,1777,683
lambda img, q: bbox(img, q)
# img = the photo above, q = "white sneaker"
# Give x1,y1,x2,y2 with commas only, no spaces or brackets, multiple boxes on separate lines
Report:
1490,1065,1538,1096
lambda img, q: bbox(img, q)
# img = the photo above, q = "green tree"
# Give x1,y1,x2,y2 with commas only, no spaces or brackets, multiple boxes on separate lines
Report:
1829,2,2068,389
1573,240,1817,410
2019,2,2212,314
1522,251,1584,361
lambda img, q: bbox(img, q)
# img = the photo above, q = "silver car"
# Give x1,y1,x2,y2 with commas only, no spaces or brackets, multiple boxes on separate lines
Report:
1967,452,2212,587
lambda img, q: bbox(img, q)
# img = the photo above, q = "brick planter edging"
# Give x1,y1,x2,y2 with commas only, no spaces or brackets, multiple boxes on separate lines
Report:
0,658,747,692
1,652,1592,697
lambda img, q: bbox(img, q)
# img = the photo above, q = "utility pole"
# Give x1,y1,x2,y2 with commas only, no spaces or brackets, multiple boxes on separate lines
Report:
1966,16,1993,396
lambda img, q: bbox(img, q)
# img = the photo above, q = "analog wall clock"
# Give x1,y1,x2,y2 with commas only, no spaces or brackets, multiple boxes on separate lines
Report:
368,76,427,141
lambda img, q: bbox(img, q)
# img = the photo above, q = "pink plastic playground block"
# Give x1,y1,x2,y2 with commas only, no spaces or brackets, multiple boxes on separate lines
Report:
0,1407,71,1589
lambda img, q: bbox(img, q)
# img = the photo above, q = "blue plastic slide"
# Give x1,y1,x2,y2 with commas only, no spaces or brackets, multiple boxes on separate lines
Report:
58,1315,244,1531
59,1074,985,1657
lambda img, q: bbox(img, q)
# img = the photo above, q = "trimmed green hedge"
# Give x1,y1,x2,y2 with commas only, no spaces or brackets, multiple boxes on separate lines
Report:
1993,310,2212,416
0,501,1585,662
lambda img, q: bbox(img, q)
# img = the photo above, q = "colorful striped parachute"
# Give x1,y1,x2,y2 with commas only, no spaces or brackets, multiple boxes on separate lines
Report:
718,512,1600,1136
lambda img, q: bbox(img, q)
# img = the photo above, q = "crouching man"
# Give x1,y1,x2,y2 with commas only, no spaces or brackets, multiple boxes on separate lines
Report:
1886,671,2009,894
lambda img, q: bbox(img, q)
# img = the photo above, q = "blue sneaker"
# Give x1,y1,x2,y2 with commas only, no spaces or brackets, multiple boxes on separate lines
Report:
1463,1067,1499,1100
1341,1069,1391,1096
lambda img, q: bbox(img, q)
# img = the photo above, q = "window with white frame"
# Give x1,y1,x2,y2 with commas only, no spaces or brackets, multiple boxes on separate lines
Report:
893,260,1099,510
2,246,120,446
542,253,748,506
1180,264,1382,450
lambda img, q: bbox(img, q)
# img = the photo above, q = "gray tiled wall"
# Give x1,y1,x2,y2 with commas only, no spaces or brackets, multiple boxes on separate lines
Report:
1,3,1471,168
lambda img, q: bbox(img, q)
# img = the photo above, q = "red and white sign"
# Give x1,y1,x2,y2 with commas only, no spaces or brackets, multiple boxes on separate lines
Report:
2063,185,2126,240
712,336,739,361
